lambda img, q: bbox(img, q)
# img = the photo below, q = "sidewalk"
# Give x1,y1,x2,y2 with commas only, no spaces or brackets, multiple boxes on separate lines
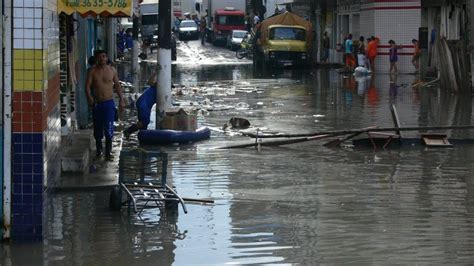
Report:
53,129,123,191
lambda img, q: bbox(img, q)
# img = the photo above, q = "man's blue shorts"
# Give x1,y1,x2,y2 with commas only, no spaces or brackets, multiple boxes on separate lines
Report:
93,99,116,140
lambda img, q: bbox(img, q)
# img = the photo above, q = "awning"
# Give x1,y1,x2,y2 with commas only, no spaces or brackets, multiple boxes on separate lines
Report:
58,0,133,17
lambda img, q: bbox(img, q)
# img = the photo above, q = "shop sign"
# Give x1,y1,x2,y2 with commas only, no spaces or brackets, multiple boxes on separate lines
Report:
58,0,133,16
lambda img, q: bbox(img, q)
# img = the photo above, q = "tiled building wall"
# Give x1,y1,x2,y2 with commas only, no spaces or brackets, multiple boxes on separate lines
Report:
363,0,421,73
44,0,61,188
11,0,60,241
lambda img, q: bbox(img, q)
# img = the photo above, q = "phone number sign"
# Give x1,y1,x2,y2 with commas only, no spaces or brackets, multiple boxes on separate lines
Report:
58,0,132,16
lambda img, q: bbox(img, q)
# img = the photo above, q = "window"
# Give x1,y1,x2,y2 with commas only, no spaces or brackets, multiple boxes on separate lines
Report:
269,28,306,41
216,15,245,26
180,21,197,28
142,14,158,26
233,31,247,38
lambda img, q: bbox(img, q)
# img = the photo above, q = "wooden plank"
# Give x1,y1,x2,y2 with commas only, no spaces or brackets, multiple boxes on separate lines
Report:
390,105,402,138
421,134,453,147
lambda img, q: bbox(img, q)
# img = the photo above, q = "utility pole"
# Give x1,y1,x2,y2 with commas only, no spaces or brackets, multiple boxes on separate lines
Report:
156,0,172,128
132,0,140,77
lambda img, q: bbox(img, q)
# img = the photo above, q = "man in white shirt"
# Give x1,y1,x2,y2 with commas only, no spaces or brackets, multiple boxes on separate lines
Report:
253,13,260,26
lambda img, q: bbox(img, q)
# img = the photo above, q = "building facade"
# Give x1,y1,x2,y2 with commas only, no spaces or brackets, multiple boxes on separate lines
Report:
2,0,130,241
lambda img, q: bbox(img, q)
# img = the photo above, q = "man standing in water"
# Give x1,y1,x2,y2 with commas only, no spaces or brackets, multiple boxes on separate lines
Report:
86,50,125,160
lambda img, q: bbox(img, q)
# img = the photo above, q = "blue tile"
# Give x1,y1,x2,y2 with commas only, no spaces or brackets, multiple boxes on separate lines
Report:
33,215,42,224
33,144,42,153
33,204,42,215
13,154,22,164
23,154,33,163
12,213,23,224
33,154,43,163
13,143,22,153
13,163,22,174
23,174,33,184
33,164,43,174
23,195,33,204
13,194,23,204
23,215,33,225
32,134,43,143
33,185,43,194
12,205,23,216
22,204,32,214
23,134,33,143
22,164,33,174
23,185,32,194
23,144,32,153
13,174,22,183
23,226,35,235
13,184,22,194
33,194,42,203
13,134,22,143
33,174,43,184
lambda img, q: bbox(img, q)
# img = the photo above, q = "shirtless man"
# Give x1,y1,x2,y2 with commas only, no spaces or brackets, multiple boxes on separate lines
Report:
85,50,125,160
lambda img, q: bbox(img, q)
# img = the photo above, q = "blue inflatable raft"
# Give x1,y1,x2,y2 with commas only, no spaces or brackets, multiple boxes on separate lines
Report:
138,127,211,145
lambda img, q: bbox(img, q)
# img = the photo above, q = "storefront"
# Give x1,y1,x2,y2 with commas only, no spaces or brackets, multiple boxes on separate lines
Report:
57,1,133,130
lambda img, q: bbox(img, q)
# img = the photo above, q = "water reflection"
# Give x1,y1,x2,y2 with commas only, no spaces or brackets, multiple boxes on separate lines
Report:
4,64,474,264
45,192,184,265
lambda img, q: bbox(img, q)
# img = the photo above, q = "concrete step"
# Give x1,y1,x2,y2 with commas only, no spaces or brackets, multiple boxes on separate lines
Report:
61,130,93,174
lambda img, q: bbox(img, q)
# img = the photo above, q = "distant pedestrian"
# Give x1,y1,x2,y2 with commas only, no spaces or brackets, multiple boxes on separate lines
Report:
367,36,379,72
357,36,367,68
174,17,181,32
321,31,330,63
124,28,133,50
253,13,260,26
388,40,403,74
200,17,207,44
345,34,356,71
411,39,421,73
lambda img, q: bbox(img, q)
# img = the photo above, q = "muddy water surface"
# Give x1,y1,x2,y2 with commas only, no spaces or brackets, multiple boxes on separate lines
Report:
3,40,474,265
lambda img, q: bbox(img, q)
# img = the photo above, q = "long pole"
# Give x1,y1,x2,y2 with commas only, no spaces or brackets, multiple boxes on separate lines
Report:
3,0,13,240
156,0,172,128
132,1,139,76
243,125,474,139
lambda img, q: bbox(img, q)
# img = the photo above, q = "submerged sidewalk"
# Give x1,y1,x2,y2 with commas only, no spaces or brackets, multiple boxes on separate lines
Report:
53,129,123,191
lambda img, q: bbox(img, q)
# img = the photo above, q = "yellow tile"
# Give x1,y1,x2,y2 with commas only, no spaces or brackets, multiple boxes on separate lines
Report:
13,70,24,80
13,80,24,91
24,81,34,90
34,60,43,70
24,60,34,70
34,81,43,90
34,70,43,80
35,50,43,60
24,70,34,80
13,50,24,60
24,50,35,60
13,59,24,70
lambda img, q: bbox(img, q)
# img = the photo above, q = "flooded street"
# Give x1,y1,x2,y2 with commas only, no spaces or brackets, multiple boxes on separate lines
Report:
3,40,474,265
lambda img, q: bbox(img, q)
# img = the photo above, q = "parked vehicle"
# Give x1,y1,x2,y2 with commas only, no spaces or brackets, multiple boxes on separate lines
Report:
254,11,313,68
201,0,246,45
178,20,199,40
227,30,248,50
